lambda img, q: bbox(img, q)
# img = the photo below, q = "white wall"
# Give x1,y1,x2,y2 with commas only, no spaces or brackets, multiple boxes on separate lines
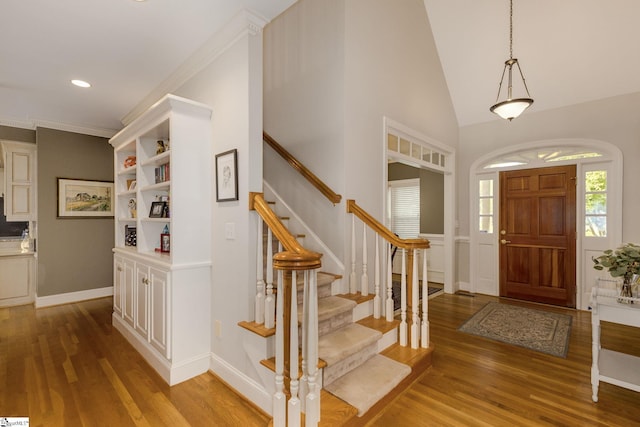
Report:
171,13,267,402
264,0,459,290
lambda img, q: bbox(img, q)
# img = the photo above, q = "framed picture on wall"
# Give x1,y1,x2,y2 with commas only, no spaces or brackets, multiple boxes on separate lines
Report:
57,178,114,218
215,149,238,202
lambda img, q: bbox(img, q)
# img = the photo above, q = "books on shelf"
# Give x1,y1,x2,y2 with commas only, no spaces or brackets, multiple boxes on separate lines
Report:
155,163,170,184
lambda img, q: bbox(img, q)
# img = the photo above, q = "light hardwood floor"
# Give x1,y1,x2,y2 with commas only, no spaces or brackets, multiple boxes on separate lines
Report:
1,294,640,426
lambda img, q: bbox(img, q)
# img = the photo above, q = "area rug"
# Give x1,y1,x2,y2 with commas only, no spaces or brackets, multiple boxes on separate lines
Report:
392,281,441,311
458,302,572,358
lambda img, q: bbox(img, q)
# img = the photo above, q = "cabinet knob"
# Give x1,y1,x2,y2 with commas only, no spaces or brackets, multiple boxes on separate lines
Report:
117,267,123,272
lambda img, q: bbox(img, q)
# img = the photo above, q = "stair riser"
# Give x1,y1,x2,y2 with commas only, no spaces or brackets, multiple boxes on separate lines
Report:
323,341,378,386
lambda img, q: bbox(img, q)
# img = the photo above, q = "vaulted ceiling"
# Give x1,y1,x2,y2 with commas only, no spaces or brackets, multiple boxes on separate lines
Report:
1,1,639,137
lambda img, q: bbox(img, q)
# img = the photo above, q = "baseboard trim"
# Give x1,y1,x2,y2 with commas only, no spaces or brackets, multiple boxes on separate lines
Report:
209,353,272,416
112,314,209,386
35,286,113,308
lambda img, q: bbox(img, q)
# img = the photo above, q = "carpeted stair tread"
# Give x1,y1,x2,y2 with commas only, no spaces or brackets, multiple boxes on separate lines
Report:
298,296,356,324
324,354,411,416
318,323,382,366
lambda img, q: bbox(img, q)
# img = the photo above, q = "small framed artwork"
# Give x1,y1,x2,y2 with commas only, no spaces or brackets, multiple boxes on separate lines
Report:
160,233,170,253
149,201,167,218
125,225,137,247
57,178,114,218
215,149,238,202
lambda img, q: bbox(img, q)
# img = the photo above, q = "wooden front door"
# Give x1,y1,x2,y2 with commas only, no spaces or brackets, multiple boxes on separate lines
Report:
499,165,576,307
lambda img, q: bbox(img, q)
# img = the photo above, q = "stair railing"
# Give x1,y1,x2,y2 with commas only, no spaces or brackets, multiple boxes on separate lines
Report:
263,132,342,205
347,199,431,349
250,192,323,427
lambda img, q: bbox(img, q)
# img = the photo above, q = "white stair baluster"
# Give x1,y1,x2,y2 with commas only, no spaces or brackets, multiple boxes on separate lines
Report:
255,217,265,324
350,216,357,294
373,235,381,319
411,251,420,349
421,248,430,348
273,269,286,427
264,227,275,329
385,242,394,322
299,271,308,413
361,223,368,296
288,270,301,427
399,248,408,347
305,269,320,427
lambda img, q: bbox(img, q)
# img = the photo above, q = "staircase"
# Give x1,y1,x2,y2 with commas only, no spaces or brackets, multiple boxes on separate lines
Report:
244,133,433,426
242,192,433,426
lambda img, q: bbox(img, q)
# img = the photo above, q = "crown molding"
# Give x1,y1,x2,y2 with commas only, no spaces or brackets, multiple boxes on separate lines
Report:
33,119,119,139
0,116,119,139
122,8,269,126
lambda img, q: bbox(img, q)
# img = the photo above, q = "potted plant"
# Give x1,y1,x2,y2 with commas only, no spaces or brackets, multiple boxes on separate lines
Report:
593,242,640,302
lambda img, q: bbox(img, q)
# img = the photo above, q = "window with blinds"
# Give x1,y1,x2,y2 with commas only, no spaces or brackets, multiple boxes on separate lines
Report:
388,178,420,239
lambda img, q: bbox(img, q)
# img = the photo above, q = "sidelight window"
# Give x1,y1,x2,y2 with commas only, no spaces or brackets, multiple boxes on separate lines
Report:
478,179,494,234
585,170,607,237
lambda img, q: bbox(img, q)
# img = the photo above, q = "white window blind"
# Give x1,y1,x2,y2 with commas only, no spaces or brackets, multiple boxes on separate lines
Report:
388,179,420,239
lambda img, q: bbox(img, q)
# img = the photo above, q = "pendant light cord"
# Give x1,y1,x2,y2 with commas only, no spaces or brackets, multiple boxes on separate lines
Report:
509,0,513,60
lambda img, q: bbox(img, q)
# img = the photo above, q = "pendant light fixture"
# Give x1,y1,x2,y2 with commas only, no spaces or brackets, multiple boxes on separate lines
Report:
490,0,533,121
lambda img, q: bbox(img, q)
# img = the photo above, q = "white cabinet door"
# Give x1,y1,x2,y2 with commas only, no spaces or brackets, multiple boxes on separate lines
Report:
149,266,169,358
135,264,149,339
122,257,135,327
113,256,124,315
2,142,36,221
0,256,31,302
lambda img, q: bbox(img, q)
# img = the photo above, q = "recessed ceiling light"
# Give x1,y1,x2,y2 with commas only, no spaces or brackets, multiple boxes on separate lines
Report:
71,79,91,88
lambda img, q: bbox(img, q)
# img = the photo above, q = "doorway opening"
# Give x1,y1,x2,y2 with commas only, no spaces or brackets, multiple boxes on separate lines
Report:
383,117,455,293
469,139,623,310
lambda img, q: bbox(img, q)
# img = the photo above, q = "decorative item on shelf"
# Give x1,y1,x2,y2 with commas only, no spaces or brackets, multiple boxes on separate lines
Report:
128,198,137,218
156,139,168,155
124,156,136,169
160,225,171,253
126,179,136,191
593,242,640,303
149,201,168,218
125,225,137,247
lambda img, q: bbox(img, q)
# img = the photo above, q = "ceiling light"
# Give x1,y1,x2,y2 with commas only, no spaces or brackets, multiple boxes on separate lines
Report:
71,79,91,88
490,0,533,121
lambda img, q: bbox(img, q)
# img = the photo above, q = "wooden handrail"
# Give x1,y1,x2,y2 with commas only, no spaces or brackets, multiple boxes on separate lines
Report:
263,131,342,205
346,199,429,250
250,192,322,270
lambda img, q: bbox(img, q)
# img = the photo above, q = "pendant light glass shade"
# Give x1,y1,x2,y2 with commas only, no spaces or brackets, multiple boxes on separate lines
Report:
490,1,533,121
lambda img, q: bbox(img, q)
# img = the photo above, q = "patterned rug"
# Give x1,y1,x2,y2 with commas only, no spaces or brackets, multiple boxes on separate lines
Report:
392,281,442,311
458,302,572,358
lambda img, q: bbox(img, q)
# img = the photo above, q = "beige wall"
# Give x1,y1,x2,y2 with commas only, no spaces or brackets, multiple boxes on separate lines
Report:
0,125,36,144
36,127,114,296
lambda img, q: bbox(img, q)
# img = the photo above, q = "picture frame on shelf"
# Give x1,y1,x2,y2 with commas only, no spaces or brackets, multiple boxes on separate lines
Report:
215,149,238,202
149,201,168,218
160,233,170,253
57,178,114,218
125,225,137,247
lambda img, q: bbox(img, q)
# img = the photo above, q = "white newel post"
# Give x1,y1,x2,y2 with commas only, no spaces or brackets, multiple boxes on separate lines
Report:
350,216,357,294
399,248,408,347
273,269,286,427
385,242,394,322
361,223,369,296
264,227,275,329
373,235,381,319
421,248,430,348
305,269,320,426
255,217,265,324
288,271,301,427
411,251,420,349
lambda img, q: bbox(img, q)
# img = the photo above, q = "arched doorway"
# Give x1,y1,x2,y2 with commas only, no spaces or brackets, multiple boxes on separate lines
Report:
469,139,623,309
